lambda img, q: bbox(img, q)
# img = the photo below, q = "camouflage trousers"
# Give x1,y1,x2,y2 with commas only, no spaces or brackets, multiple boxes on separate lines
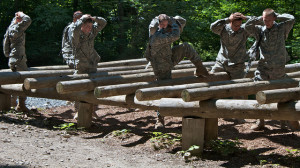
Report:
254,62,286,81
9,55,28,105
211,61,245,79
152,42,204,80
211,61,246,99
8,55,28,72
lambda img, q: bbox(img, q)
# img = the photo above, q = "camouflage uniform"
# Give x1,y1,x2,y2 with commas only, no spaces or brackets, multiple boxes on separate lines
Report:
145,16,207,80
62,22,76,68
3,13,31,71
3,13,31,111
245,13,297,130
72,15,107,74
210,16,253,79
145,15,207,128
245,14,294,81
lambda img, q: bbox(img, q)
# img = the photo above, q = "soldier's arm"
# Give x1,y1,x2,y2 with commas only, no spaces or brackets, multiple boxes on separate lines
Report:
149,17,159,37
276,13,295,40
61,25,70,50
210,18,229,35
149,22,180,47
16,13,31,32
93,17,107,34
245,16,263,40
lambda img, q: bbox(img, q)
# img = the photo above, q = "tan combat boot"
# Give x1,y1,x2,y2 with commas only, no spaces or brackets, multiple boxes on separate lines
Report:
193,60,209,77
287,121,300,131
251,119,265,131
11,95,17,107
16,96,30,113
154,115,165,129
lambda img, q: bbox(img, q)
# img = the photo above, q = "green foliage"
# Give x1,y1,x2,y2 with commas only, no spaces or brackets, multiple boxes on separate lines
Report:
0,0,299,68
150,132,181,150
112,129,131,136
53,122,84,131
209,138,245,156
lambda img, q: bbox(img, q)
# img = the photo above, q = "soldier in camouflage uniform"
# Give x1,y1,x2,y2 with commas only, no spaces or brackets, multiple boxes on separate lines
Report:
145,14,209,129
71,14,107,119
3,11,31,112
210,12,256,124
71,14,107,74
245,8,299,131
61,11,83,68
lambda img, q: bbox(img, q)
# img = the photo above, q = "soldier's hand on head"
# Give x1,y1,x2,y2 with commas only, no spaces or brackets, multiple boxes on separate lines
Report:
240,14,247,20
168,17,176,26
229,13,234,22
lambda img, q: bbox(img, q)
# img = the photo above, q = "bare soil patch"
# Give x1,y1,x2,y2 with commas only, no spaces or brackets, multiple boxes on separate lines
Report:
0,104,299,168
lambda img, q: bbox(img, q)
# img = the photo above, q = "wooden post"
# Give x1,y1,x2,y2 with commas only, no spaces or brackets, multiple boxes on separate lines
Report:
0,93,11,111
182,117,205,154
77,102,94,128
204,118,218,142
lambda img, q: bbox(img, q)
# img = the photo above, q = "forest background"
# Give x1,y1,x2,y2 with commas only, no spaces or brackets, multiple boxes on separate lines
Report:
0,0,298,68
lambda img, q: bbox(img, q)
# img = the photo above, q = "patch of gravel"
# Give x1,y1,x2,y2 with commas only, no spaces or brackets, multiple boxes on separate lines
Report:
25,97,69,109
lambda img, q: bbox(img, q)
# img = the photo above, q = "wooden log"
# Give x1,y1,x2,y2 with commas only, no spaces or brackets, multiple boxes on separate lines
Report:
182,78,300,102
256,87,300,104
77,102,93,128
135,71,300,101
24,62,210,90
159,98,300,120
0,84,130,108
182,117,205,154
94,72,230,98
125,94,160,110
0,70,74,85
0,93,11,111
57,68,198,94
0,84,161,111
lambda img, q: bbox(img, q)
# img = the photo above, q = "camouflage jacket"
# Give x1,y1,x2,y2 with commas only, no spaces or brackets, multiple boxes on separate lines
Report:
3,13,31,58
61,22,75,62
72,16,107,69
145,16,185,72
210,16,255,66
245,14,295,68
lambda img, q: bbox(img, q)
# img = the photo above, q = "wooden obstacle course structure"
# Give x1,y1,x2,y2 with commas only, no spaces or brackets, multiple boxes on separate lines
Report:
0,58,299,154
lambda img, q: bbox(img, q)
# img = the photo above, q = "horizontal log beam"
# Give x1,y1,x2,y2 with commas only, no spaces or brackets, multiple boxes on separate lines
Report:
0,70,74,85
94,72,230,98
135,71,300,101
23,62,212,90
159,99,300,120
57,68,197,94
256,87,300,104
182,78,300,102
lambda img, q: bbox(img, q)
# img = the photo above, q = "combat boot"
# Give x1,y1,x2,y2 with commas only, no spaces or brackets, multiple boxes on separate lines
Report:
16,96,30,113
193,60,209,77
287,121,300,131
11,95,17,107
155,115,165,129
251,119,265,131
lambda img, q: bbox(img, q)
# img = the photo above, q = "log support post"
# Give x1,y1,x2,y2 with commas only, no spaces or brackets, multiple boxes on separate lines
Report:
77,102,93,128
0,93,11,111
182,117,205,155
204,118,218,143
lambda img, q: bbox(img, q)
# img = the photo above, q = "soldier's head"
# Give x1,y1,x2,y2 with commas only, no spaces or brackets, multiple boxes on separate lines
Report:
15,11,24,23
263,8,276,29
73,11,83,23
230,12,243,31
81,17,93,34
158,14,170,29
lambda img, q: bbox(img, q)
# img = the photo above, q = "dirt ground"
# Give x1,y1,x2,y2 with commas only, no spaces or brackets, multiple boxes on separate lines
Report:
0,104,300,168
